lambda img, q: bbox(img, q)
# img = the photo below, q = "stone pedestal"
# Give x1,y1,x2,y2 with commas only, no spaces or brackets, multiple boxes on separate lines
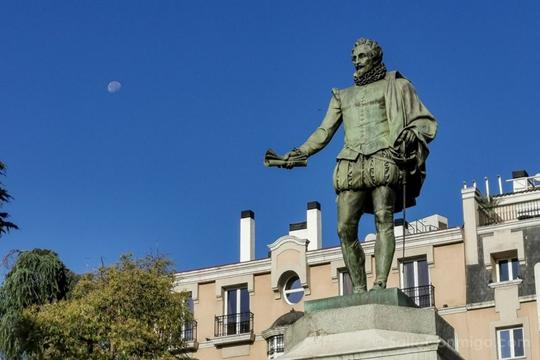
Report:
281,289,463,360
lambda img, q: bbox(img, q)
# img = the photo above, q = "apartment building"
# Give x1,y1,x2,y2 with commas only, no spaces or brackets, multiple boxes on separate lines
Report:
174,170,540,360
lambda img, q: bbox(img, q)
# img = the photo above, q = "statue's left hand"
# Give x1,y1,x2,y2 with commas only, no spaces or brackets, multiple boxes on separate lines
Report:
396,129,417,153
397,129,416,146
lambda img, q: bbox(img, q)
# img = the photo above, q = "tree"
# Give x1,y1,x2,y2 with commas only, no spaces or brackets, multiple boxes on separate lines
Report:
0,249,74,359
0,161,18,237
27,254,192,359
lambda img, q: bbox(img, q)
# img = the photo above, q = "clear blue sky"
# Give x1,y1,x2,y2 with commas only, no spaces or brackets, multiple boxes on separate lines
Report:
1,1,539,276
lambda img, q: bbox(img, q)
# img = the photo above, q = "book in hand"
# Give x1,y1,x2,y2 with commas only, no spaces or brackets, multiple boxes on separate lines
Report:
264,149,307,168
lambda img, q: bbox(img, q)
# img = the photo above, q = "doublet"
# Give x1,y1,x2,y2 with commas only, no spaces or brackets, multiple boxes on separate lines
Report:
332,79,400,192
337,79,390,158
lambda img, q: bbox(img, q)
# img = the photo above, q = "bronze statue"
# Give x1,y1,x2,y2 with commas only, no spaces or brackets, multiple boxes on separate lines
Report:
265,38,437,293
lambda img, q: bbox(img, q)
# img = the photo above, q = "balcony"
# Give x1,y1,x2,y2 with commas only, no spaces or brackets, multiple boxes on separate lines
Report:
401,285,435,308
212,312,255,346
181,320,197,342
170,320,198,353
479,198,540,226
179,320,198,351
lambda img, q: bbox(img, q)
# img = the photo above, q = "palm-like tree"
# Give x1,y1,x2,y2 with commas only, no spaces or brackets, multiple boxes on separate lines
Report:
0,161,18,237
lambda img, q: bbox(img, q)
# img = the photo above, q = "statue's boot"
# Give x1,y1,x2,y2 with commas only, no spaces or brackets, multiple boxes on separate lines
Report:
371,279,387,290
373,193,396,290
339,237,367,294
337,190,369,294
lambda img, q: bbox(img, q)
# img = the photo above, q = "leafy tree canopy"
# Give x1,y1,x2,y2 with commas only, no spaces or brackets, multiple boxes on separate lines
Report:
26,254,192,359
0,249,74,359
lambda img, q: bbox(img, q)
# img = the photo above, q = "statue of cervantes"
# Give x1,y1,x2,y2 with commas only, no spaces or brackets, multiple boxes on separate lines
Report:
265,38,437,293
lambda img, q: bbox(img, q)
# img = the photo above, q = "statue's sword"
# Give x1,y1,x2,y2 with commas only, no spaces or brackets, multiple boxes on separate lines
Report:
401,139,407,278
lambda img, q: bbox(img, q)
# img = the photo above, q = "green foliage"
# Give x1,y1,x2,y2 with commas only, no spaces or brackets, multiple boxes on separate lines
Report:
0,249,74,360
2,249,73,309
0,161,18,237
27,254,191,359
0,307,35,359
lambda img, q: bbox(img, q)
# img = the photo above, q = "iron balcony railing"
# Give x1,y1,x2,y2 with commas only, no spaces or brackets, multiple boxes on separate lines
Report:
401,284,435,308
181,320,197,342
214,312,254,337
479,199,540,226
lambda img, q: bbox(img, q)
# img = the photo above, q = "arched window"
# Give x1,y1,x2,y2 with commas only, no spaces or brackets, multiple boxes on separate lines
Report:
282,274,304,305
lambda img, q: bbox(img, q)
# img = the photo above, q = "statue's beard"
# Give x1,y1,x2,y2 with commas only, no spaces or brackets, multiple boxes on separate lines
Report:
353,62,387,86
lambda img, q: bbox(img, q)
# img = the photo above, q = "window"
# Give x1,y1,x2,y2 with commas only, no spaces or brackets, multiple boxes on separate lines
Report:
497,258,520,282
186,294,194,312
497,326,524,359
400,257,433,307
283,275,304,305
267,334,284,359
339,270,353,296
224,286,250,335
181,294,196,341
401,257,429,289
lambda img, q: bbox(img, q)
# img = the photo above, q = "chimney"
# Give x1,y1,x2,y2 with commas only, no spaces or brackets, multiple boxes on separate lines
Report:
240,210,255,262
511,170,529,192
462,187,480,265
289,221,308,240
306,201,322,251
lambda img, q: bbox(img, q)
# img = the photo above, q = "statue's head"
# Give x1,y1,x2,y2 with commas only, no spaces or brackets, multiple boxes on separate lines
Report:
352,38,383,78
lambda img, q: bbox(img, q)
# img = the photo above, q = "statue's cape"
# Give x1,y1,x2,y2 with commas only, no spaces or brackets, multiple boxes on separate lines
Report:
381,70,438,214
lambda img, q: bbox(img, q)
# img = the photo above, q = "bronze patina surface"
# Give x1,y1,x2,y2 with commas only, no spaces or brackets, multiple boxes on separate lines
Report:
265,38,437,293
304,288,417,314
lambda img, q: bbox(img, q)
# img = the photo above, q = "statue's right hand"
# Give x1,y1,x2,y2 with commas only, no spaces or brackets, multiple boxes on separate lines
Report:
264,148,307,168
283,148,304,159
282,148,305,169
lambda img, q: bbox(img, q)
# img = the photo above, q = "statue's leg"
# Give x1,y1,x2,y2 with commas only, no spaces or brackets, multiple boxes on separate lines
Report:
372,186,396,289
337,190,369,294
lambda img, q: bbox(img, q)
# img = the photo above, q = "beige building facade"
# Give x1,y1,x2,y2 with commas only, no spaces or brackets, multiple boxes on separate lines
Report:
174,170,540,360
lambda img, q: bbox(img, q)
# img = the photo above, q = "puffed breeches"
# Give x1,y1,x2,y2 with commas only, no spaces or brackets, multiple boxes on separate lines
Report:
333,149,402,193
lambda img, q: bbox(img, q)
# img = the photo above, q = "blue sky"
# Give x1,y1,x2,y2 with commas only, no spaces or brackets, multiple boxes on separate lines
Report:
1,1,539,276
